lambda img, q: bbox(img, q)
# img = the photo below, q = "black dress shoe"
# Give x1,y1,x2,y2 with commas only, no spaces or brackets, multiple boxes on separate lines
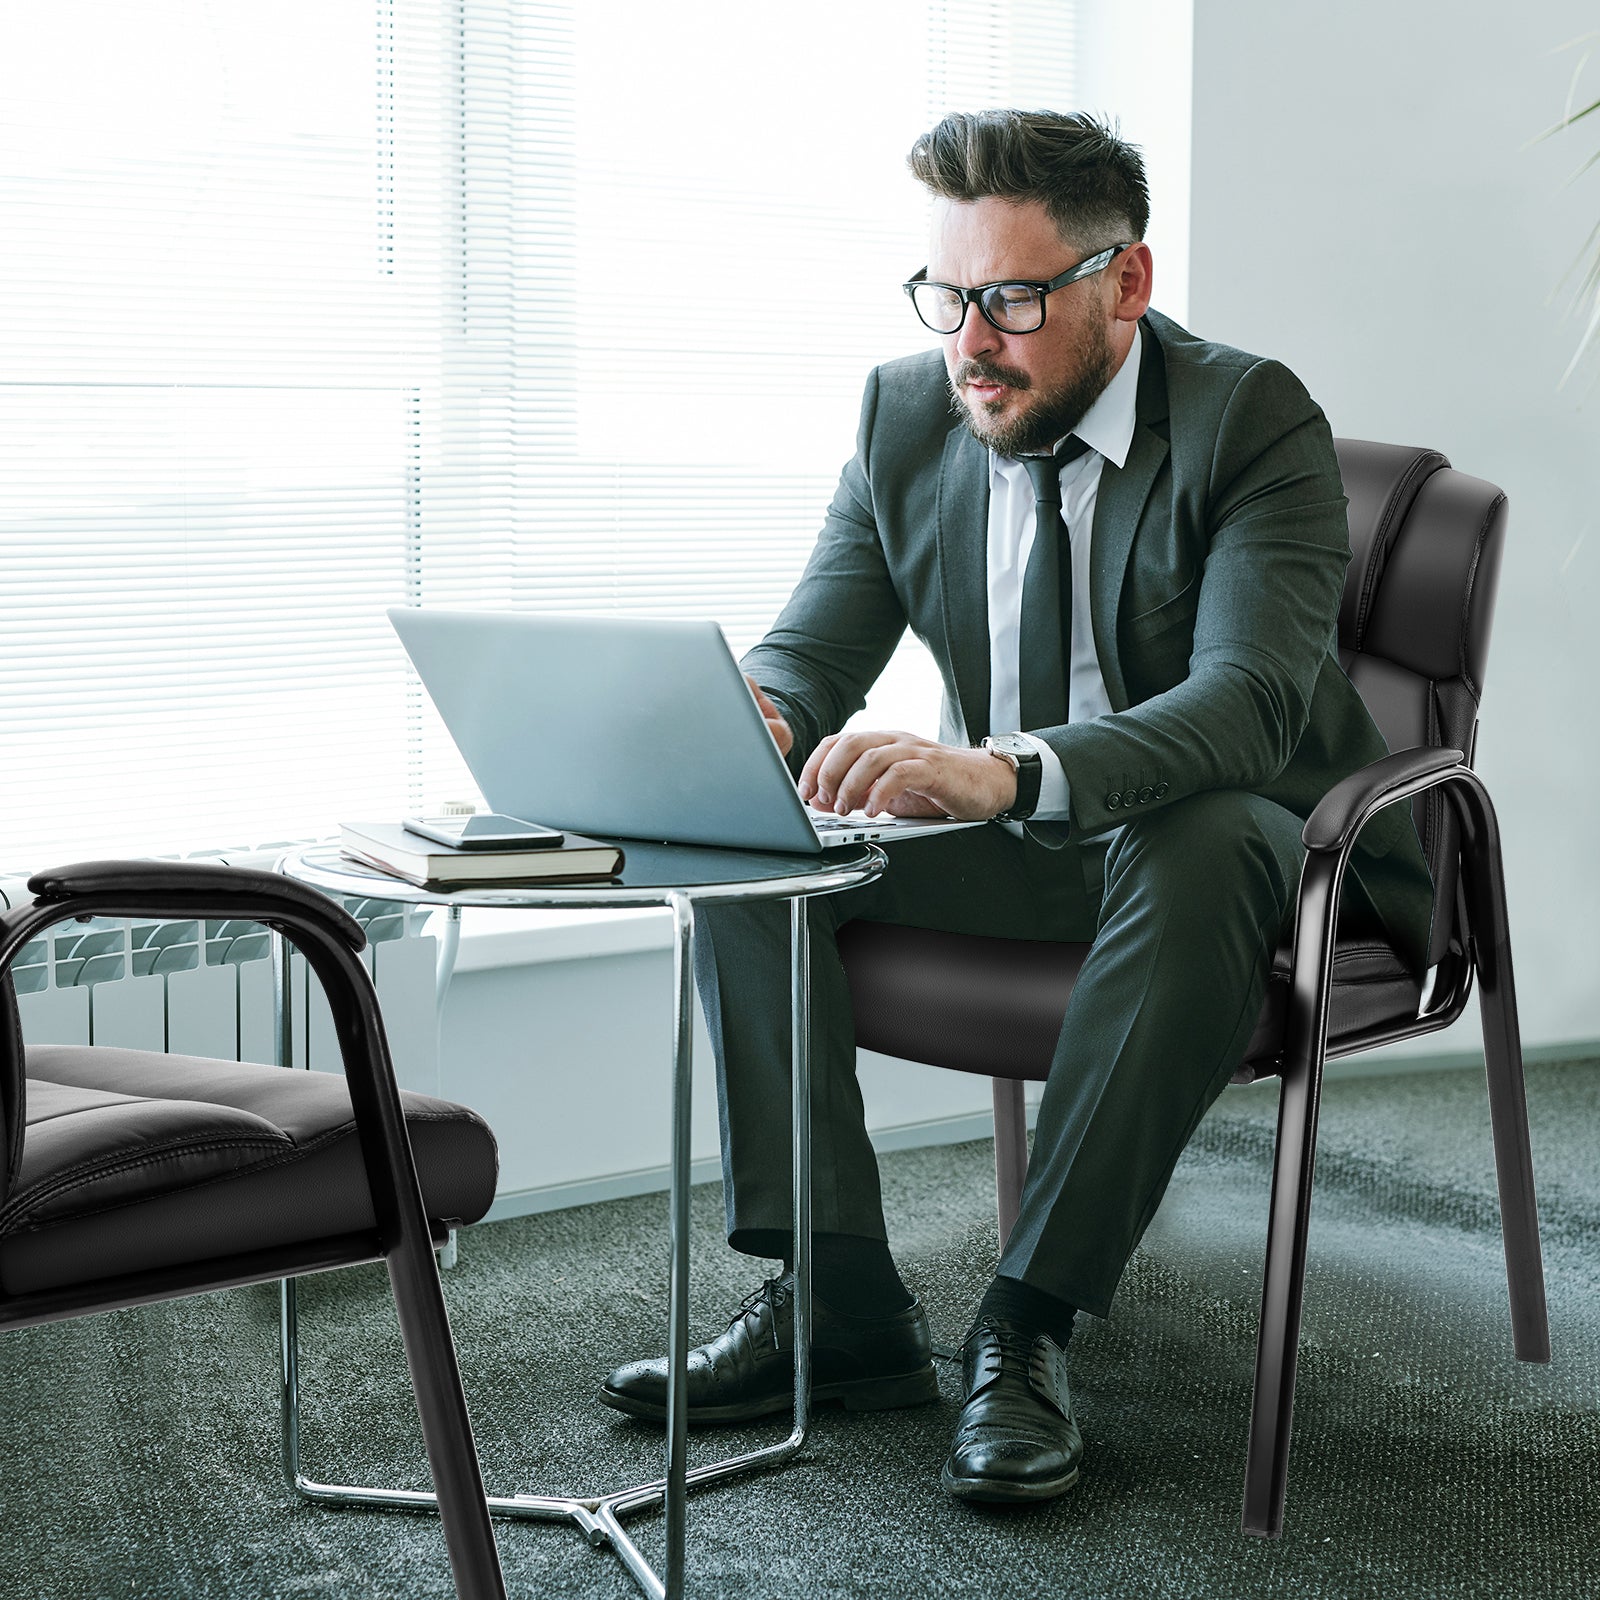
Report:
601,1273,939,1425
941,1318,1082,1503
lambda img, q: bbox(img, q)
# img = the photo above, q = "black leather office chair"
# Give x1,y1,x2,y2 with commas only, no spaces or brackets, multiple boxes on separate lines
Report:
836,439,1549,1539
1,860,506,1600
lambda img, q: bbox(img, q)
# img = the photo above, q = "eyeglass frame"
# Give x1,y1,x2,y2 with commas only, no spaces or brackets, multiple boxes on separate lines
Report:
902,243,1131,335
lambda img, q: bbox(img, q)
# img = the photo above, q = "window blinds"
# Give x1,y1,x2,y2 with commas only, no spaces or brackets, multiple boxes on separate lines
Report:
0,0,1076,871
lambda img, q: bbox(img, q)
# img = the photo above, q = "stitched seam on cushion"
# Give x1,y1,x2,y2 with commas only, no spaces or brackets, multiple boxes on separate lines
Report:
1457,494,1501,699
25,1094,156,1129
1355,452,1444,647
3,1133,293,1231
3,1108,483,1234
1,1120,365,1233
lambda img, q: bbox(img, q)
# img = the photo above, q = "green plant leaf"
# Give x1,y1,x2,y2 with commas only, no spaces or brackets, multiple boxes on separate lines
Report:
1545,36,1600,381
1531,97,1600,143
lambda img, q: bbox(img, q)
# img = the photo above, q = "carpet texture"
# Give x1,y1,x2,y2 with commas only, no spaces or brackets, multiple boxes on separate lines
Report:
4,1058,1599,1599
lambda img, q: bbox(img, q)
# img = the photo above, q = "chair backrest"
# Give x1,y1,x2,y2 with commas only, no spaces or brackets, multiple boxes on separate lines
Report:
1332,439,1508,969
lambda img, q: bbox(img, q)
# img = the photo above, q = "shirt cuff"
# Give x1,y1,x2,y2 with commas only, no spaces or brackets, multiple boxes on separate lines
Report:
1016,732,1070,820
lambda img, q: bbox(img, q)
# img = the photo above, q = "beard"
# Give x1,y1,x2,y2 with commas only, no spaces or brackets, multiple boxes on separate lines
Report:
948,316,1117,457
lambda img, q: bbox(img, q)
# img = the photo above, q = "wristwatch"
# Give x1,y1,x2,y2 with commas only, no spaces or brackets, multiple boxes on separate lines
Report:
982,733,1043,821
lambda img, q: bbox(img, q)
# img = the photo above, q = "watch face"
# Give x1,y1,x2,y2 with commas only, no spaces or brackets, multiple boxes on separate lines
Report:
988,734,1033,758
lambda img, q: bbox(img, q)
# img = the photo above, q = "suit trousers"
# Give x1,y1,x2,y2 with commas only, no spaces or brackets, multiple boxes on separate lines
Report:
693,789,1386,1319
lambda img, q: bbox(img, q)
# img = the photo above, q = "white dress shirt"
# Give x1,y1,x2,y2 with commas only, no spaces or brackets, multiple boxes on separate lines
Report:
986,323,1142,827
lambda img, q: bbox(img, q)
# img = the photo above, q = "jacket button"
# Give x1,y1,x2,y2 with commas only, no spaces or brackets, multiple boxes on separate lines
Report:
1154,782,1169,798
1121,790,1138,808
1138,786,1153,803
1106,792,1121,809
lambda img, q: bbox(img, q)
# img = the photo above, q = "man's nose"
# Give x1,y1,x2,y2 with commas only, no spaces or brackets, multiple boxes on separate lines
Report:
952,302,1001,363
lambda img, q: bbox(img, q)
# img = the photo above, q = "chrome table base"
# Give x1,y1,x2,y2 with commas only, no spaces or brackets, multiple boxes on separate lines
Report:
282,1259,809,1600
273,877,842,1600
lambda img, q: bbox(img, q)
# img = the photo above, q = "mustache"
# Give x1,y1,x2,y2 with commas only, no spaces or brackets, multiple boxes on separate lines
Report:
953,358,1031,391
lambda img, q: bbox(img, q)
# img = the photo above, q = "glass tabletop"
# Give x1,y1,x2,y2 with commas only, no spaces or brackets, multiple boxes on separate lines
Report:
279,838,886,909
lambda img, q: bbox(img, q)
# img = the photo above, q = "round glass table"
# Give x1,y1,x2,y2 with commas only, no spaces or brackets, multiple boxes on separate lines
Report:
276,838,886,1600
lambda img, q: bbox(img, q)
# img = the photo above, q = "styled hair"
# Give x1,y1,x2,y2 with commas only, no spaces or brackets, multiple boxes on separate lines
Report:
906,110,1149,249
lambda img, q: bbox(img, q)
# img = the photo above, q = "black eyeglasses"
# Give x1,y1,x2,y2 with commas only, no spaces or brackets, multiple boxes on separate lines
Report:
903,243,1129,335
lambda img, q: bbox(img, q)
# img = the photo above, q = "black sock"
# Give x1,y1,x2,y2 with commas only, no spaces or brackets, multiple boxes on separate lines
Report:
974,1274,1077,1348
728,1228,914,1317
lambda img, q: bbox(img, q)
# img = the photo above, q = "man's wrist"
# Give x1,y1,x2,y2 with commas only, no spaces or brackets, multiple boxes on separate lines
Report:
981,735,1042,820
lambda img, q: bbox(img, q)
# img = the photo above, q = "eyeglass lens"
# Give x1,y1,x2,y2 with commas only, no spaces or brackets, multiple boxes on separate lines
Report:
911,281,1044,334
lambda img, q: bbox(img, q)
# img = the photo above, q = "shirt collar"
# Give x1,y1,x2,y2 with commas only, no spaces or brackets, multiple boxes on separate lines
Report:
989,321,1143,480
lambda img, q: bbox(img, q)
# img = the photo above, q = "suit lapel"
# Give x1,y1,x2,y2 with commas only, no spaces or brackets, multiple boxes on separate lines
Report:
1088,325,1170,712
936,423,991,743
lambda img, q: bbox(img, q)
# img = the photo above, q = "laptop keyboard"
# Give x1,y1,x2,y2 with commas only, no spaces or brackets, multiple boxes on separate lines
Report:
808,807,930,831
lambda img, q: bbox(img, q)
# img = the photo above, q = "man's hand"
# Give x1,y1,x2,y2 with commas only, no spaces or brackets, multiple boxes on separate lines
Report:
744,675,794,758
798,730,1015,821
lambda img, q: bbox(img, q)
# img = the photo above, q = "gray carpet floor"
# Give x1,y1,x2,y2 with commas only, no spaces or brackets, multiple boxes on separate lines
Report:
5,1057,1600,1599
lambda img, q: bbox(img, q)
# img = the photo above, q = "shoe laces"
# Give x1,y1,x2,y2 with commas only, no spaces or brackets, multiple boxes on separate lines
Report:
728,1274,789,1330
967,1317,1035,1381
966,1318,1069,1416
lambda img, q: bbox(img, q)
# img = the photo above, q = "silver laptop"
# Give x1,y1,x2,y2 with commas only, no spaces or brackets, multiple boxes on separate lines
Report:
387,607,980,854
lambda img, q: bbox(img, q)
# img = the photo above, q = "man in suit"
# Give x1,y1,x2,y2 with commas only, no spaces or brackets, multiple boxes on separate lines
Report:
602,110,1435,1503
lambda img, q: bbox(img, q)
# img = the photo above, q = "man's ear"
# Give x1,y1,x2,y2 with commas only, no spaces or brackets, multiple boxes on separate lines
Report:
1112,242,1154,323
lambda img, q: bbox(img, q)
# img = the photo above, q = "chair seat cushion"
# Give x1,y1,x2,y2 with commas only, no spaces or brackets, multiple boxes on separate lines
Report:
1,1046,498,1295
838,922,1423,1088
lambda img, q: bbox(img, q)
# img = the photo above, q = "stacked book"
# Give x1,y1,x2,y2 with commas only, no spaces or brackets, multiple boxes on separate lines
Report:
339,822,623,887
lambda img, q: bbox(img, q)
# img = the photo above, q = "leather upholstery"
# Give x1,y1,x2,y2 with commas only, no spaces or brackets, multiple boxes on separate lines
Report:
840,439,1504,1082
1337,444,1506,969
838,920,1420,1087
1336,446,1447,651
1359,467,1507,693
2,1045,497,1295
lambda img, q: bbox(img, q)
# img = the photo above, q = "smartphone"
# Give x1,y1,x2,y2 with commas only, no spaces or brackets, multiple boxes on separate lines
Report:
402,814,565,851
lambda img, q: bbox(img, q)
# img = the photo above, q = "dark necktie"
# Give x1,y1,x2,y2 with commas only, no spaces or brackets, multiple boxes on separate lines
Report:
1018,436,1092,732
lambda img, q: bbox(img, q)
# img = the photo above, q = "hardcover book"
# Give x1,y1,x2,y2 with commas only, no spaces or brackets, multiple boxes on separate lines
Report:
338,821,624,886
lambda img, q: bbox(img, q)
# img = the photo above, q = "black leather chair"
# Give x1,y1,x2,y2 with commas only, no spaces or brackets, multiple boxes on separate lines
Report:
836,439,1549,1539
1,860,506,1600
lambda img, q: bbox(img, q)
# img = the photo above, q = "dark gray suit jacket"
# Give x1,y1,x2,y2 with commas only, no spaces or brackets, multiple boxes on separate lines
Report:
743,308,1435,976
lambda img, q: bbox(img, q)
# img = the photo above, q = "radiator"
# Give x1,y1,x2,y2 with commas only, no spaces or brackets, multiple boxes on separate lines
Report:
1,853,441,1096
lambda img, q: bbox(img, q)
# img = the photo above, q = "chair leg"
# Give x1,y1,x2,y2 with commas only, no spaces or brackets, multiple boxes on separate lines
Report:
1242,853,1340,1539
1242,1048,1323,1539
386,1233,508,1600
1451,778,1550,1361
992,1077,1028,1251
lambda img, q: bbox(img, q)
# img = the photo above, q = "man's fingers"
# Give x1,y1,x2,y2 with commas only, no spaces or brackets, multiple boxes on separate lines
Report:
798,732,841,800
744,675,794,757
820,738,923,813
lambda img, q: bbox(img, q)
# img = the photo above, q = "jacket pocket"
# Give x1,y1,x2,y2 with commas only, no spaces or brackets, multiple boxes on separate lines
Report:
1123,574,1198,643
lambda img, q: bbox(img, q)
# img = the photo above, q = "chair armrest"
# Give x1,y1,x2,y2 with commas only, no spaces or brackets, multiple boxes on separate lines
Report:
24,859,365,951
4,861,435,1261
1302,747,1465,854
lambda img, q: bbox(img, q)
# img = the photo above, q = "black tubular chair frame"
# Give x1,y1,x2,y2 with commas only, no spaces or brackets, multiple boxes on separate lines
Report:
1243,747,1546,1538
838,439,1551,1543
0,860,505,1600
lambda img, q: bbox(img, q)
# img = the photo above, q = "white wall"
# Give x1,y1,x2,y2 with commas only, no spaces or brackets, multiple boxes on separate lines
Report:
1076,0,1194,323
1189,0,1600,1054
